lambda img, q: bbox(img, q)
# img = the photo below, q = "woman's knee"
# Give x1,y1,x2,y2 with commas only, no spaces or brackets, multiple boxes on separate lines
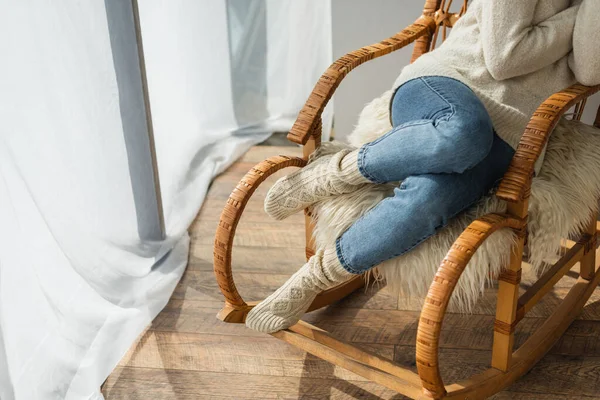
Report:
443,108,494,170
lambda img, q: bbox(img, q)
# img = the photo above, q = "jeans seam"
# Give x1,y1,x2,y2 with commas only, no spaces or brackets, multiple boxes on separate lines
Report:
419,77,456,123
359,119,432,184
391,119,433,131
365,119,432,149
336,237,363,274
390,76,476,126
421,75,477,95
358,145,385,184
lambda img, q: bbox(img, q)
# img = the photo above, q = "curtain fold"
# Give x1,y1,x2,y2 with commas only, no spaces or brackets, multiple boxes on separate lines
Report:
0,1,331,398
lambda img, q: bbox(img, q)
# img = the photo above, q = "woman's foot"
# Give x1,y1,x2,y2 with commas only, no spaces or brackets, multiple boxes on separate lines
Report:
264,149,370,220
245,248,356,333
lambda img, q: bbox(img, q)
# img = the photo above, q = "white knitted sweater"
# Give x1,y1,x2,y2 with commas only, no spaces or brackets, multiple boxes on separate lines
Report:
394,0,599,174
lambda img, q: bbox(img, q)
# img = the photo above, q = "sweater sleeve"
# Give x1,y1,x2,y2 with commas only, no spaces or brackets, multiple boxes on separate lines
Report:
569,0,600,86
478,1,579,81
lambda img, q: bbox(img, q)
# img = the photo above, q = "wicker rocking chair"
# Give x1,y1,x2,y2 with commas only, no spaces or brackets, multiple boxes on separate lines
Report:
213,1,600,398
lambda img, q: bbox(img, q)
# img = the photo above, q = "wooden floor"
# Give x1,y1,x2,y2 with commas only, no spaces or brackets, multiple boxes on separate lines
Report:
103,145,600,400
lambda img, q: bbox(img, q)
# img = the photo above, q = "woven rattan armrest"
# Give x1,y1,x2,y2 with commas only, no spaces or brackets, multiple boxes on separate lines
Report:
497,84,600,203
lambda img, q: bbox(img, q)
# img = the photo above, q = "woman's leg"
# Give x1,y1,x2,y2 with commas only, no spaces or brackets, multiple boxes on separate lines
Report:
358,76,495,183
337,133,515,273
245,247,349,333
264,76,495,219
246,77,512,333
264,148,371,220
246,135,514,333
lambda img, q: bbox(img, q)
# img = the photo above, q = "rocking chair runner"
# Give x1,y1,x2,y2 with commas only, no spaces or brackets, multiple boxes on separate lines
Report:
213,1,600,398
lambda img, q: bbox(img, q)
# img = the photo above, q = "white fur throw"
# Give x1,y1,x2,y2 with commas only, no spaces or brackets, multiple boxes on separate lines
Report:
311,90,600,312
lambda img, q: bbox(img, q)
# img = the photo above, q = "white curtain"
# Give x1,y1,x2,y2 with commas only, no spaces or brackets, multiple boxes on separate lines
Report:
0,1,332,399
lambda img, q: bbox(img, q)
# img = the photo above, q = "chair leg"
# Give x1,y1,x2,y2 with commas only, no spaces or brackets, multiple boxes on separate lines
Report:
580,209,598,281
491,201,528,371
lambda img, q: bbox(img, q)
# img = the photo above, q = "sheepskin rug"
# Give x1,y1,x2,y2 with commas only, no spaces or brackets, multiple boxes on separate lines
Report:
310,89,600,312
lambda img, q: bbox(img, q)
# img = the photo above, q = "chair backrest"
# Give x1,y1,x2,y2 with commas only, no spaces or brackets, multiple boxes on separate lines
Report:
411,0,467,63
413,0,595,124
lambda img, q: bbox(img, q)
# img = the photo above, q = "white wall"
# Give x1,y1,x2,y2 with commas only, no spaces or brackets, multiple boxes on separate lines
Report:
331,0,421,141
331,0,600,141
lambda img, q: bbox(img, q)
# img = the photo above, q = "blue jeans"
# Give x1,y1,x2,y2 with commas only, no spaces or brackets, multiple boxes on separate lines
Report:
336,76,515,274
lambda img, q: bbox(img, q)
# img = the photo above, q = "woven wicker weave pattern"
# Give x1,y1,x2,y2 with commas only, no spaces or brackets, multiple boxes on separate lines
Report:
497,84,600,202
214,155,307,307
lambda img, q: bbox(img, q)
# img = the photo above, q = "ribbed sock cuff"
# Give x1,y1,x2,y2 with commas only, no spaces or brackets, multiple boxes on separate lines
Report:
339,149,370,185
323,247,341,268
322,247,356,280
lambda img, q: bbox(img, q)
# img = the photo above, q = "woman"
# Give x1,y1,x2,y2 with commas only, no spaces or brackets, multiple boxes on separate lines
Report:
246,0,600,333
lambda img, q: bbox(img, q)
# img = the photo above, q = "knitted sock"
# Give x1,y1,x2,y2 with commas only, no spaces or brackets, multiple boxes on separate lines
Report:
245,248,356,333
264,148,370,220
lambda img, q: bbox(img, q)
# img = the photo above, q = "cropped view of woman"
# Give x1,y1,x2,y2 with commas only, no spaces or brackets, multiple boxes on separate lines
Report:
246,0,600,333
